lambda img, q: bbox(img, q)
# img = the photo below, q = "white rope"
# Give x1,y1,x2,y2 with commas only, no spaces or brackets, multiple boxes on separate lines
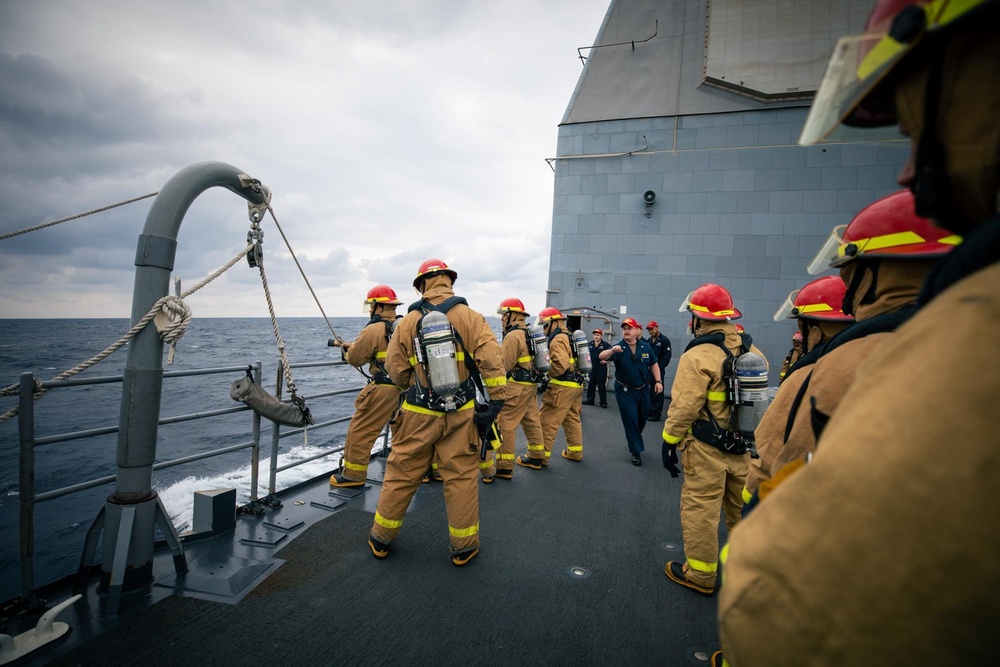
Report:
0,245,254,424
0,192,159,241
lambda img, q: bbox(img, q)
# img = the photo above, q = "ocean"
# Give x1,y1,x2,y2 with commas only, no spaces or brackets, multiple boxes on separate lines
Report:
0,316,379,603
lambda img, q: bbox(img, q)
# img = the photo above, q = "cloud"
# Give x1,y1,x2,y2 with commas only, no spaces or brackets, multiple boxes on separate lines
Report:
0,0,607,318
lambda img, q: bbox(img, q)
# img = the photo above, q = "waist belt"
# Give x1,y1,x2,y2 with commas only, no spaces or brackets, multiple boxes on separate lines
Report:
691,419,748,456
510,367,541,384
405,376,477,413
372,371,395,386
615,379,646,391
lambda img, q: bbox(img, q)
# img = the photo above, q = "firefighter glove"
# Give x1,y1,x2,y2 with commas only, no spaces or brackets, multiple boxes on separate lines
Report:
662,440,680,478
474,399,505,425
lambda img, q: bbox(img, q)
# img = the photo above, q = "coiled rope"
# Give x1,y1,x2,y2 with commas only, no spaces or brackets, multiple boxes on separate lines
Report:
0,244,253,424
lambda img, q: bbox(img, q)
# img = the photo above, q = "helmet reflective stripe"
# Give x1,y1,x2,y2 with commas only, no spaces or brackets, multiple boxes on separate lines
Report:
800,0,990,145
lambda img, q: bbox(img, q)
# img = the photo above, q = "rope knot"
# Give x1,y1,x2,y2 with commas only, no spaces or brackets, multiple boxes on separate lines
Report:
154,295,192,344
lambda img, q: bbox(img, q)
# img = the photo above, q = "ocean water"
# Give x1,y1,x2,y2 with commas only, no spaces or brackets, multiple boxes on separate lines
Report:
0,316,375,603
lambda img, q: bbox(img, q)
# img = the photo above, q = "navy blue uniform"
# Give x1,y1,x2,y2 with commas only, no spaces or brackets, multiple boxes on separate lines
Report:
585,339,612,406
608,339,658,456
647,333,672,419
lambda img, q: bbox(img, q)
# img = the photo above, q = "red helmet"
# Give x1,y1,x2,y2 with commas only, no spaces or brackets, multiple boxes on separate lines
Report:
799,0,992,145
774,276,854,323
734,324,745,333
537,307,565,324
621,317,641,330
497,298,529,316
807,191,960,274
680,284,742,321
412,258,457,289
364,284,402,306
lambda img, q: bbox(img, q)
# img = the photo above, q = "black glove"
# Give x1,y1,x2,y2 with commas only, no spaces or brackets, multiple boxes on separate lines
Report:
474,399,504,426
661,440,680,478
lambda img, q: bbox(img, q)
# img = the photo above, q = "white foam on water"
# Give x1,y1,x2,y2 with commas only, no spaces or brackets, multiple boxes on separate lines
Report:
155,444,344,530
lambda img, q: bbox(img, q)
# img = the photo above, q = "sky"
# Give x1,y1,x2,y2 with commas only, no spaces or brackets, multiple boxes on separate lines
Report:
0,0,612,319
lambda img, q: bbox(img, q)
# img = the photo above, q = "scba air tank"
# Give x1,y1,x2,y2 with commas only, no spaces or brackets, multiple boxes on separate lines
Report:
527,323,551,373
419,311,461,398
571,330,593,374
734,351,769,438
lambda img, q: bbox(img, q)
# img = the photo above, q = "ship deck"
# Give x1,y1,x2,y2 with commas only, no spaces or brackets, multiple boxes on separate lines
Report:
16,396,723,666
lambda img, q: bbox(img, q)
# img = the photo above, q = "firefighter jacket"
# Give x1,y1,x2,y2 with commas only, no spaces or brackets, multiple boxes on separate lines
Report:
746,260,929,498
719,223,1000,665
546,325,581,385
501,320,535,384
385,277,507,405
345,313,396,382
662,322,766,451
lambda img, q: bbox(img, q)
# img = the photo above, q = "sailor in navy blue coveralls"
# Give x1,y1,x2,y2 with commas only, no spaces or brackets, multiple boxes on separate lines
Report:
599,319,662,466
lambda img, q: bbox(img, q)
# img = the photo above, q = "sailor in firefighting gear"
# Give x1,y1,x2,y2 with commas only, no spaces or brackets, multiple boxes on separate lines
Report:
660,284,767,596
778,331,803,380
487,298,546,480
741,275,854,505
645,321,672,420
367,259,507,566
516,307,584,468
720,3,999,664
599,317,661,466
582,329,611,407
330,285,405,487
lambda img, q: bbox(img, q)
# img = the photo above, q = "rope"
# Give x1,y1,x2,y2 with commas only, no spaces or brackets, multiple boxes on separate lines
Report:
257,260,300,398
266,204,344,344
0,192,159,241
0,245,254,424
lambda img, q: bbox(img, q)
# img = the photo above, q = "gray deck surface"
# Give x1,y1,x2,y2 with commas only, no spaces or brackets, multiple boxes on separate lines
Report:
42,395,723,666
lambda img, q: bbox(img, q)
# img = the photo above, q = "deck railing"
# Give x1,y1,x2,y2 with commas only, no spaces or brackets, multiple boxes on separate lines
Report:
14,358,373,601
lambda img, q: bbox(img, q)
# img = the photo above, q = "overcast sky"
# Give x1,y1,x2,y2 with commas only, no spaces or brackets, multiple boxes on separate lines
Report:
0,0,611,319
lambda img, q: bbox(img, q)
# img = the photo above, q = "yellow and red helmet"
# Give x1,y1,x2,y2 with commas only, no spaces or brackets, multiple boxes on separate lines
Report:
412,258,457,289
807,190,960,274
497,298,529,316
679,284,742,321
774,276,855,323
364,284,402,307
799,0,993,145
537,307,565,324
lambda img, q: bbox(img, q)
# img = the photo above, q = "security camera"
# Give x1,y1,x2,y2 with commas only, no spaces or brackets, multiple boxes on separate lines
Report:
643,190,656,204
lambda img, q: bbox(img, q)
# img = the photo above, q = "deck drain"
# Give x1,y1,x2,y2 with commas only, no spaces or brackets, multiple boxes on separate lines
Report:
567,566,591,579
693,650,711,662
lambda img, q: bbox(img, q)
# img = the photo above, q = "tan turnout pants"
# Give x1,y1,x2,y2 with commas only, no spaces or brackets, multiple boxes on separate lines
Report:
340,383,402,482
679,439,749,588
538,382,584,462
371,403,481,553
494,380,544,472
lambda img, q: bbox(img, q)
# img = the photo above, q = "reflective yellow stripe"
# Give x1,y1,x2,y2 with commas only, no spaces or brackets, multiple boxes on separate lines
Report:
479,460,493,470
741,486,753,505
795,303,834,315
375,351,387,360
687,557,718,573
720,542,729,566
663,430,683,445
690,304,736,317
374,511,403,530
432,462,439,471
543,450,552,459
706,390,727,402
517,355,532,364
484,376,507,388
402,400,475,416
565,444,583,452
456,352,466,362
512,380,536,386
449,522,479,538
408,355,418,367
499,453,516,461
344,461,368,472
550,379,582,388
839,230,963,259
527,444,546,453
